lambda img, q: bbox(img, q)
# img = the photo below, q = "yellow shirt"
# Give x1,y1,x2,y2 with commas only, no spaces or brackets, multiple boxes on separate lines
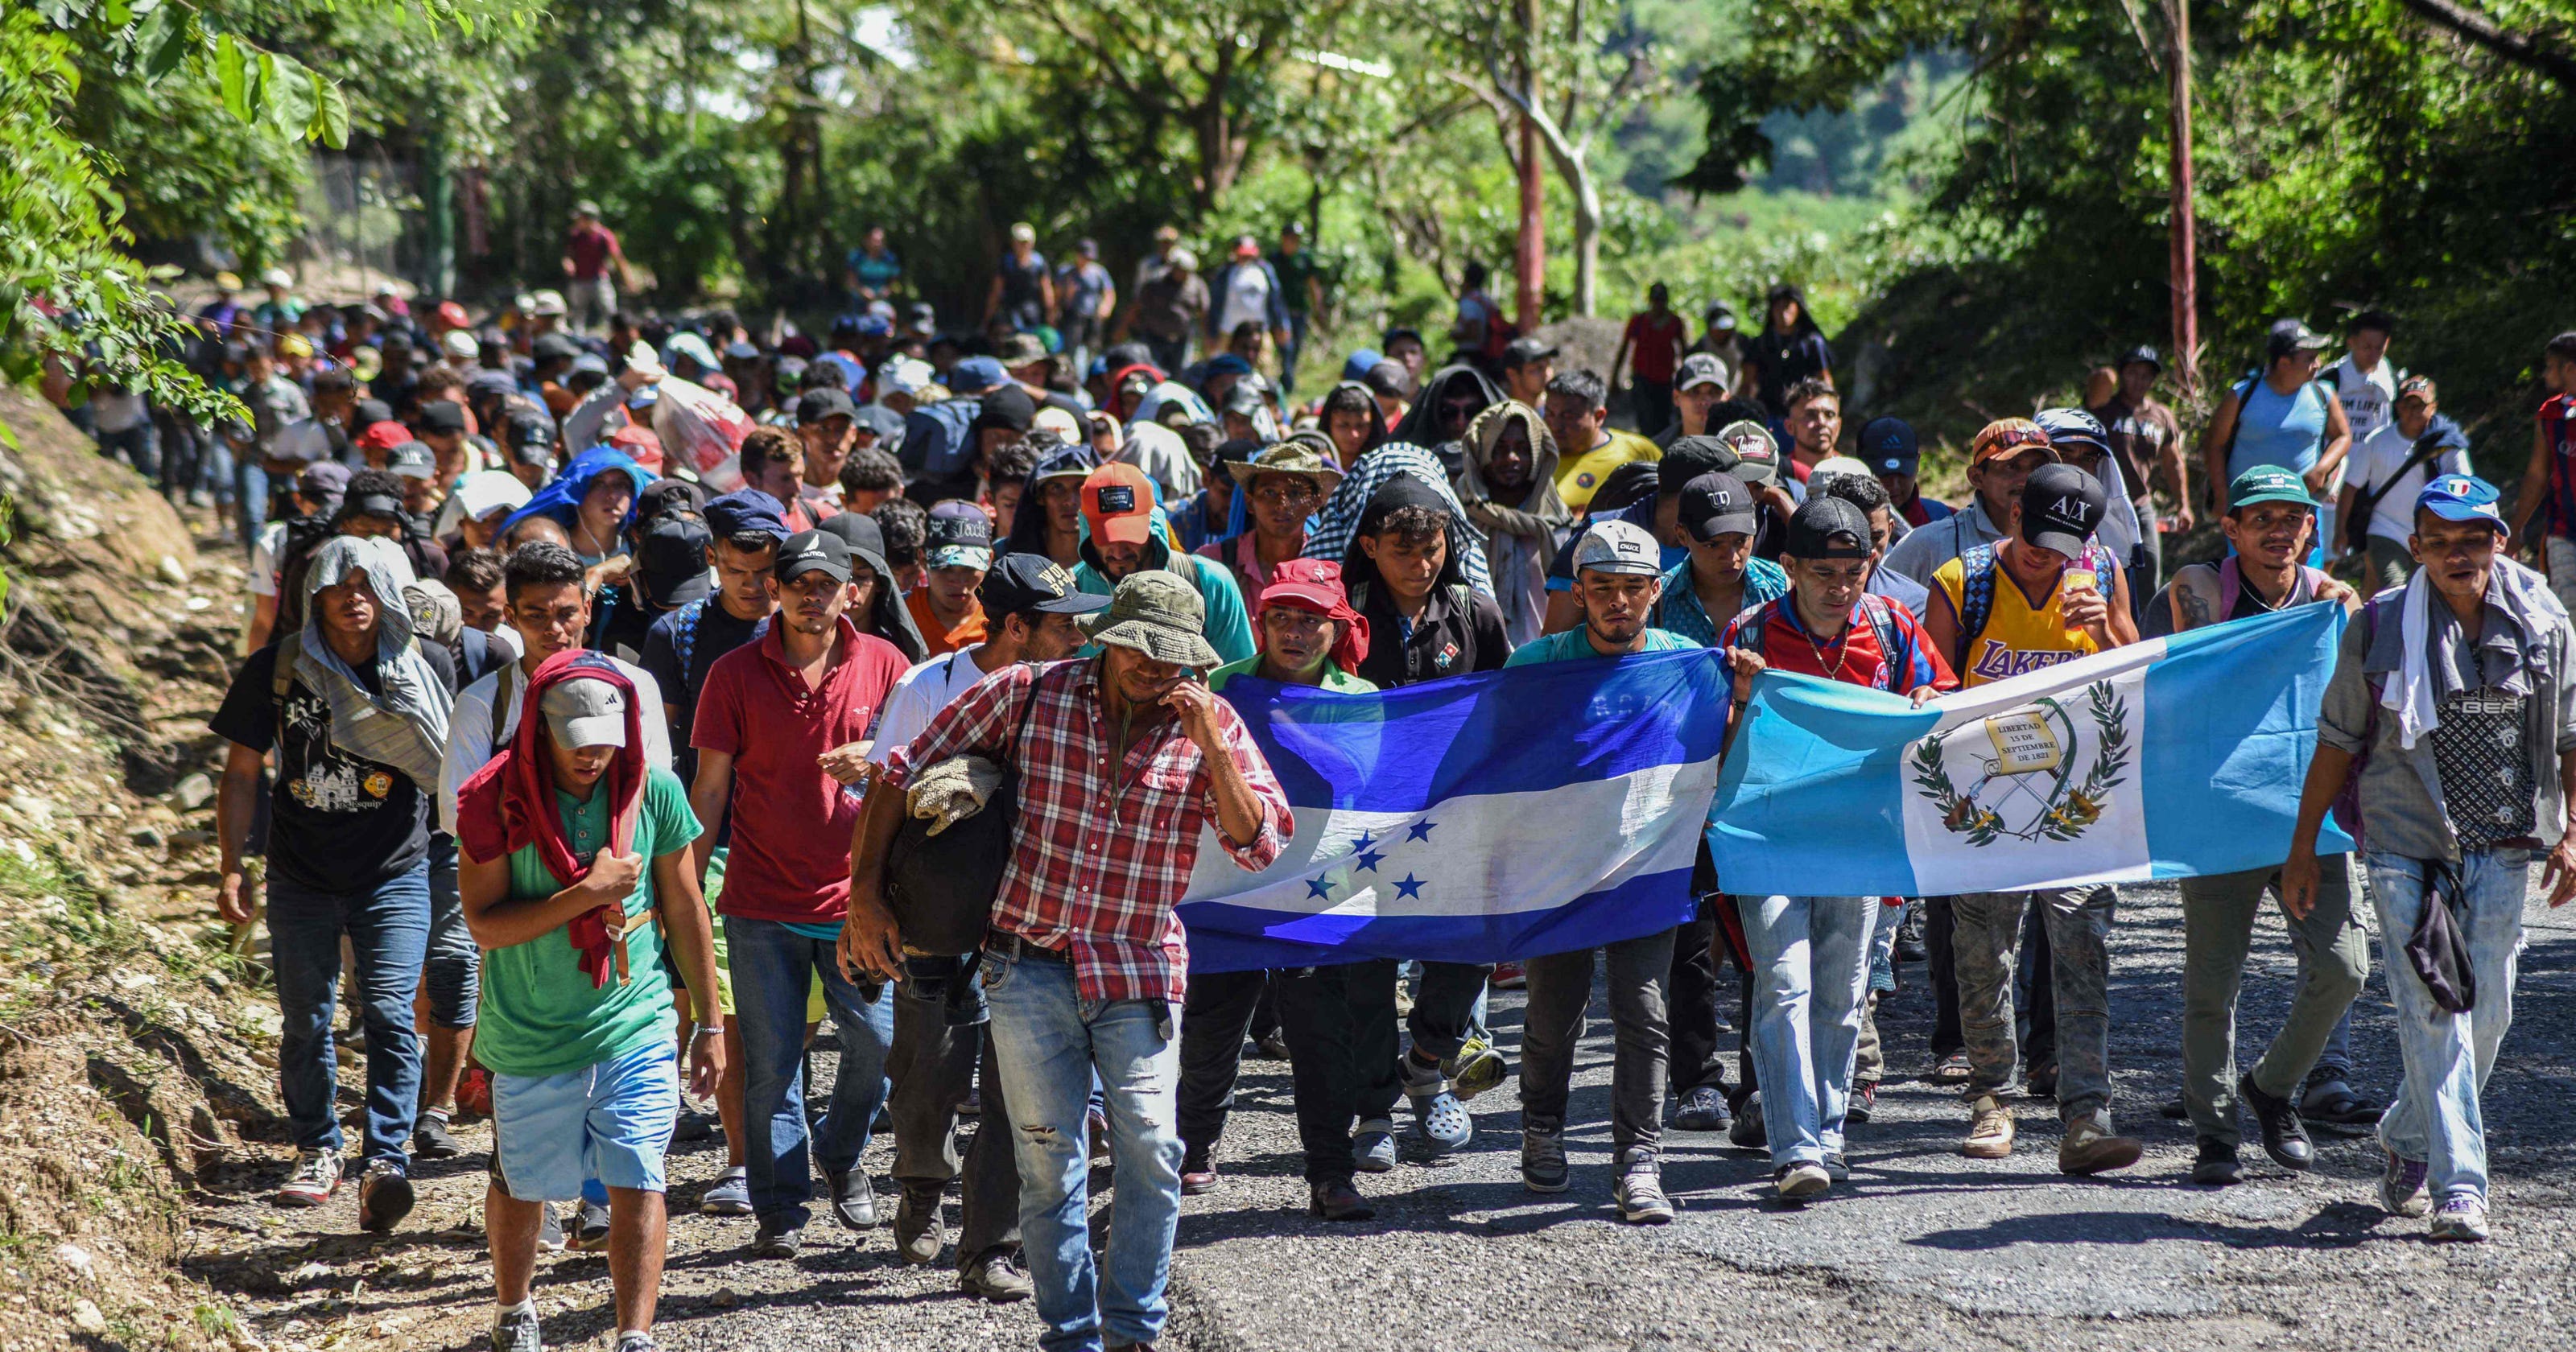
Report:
1554,430,1661,510
1932,546,2108,686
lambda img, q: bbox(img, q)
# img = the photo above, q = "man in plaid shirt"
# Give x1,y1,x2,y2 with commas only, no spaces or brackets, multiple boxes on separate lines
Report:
844,571,1289,1352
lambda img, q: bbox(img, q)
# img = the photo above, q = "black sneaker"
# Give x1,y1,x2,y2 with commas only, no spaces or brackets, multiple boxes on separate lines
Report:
2238,1074,2313,1171
572,1198,612,1251
1520,1127,1570,1193
357,1160,415,1233
1671,1084,1732,1132
1729,1097,1767,1150
411,1112,462,1161
749,1217,803,1259
2191,1138,2244,1187
1847,1082,1876,1124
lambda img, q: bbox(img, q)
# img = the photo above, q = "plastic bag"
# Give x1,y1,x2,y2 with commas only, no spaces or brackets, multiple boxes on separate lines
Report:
649,374,753,488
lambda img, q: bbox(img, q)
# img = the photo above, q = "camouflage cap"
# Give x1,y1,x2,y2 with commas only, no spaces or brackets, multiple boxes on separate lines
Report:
1244,436,1345,487
1082,570,1221,668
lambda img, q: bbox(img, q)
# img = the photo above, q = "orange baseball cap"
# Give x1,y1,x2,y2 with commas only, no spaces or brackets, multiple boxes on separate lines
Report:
1080,463,1158,548
1968,418,2058,467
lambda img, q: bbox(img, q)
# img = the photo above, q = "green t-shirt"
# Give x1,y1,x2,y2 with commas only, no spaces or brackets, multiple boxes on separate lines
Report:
1206,654,1377,694
1503,626,1697,667
475,766,704,1078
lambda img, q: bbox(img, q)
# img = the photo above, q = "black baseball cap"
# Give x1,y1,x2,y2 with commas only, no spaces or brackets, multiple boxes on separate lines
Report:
2266,318,2331,361
796,387,857,425
774,529,852,584
416,401,469,436
1679,471,1759,542
531,333,582,362
1858,417,1919,476
353,398,394,427
635,513,715,606
2116,344,2161,372
1783,497,1874,560
2018,463,2108,556
1501,336,1558,369
979,553,1111,620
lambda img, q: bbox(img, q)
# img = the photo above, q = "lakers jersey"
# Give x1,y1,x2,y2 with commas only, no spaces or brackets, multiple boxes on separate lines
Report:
1932,542,2112,687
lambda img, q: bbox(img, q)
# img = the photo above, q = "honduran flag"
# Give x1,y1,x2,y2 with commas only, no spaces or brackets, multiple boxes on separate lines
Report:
1177,649,1728,972
1707,602,2354,899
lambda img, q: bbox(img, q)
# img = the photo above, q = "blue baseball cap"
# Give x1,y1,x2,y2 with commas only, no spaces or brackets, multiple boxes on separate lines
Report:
2416,474,2506,531
704,488,791,543
1859,416,1919,476
1341,348,1383,381
945,356,1009,395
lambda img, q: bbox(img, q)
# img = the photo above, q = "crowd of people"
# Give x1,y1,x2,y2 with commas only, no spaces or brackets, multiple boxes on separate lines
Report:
62,212,2576,1352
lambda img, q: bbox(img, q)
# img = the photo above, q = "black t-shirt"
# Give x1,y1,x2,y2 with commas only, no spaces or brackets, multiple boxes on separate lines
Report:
209,640,457,895
1744,329,1833,417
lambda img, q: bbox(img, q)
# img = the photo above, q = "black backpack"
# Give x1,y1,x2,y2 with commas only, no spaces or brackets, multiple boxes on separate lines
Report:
882,665,1040,957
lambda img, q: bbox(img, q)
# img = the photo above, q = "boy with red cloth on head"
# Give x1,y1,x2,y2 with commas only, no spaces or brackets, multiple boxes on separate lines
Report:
456,652,722,1352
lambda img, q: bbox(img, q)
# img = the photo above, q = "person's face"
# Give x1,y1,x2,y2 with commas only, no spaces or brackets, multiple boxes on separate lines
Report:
1649,286,1670,311
712,538,779,616
1785,555,1870,616
579,472,633,542
1096,538,1146,579
2223,501,2314,568
2058,442,2110,483
1576,571,1660,645
798,417,854,479
401,476,440,515
1876,470,1918,505
2275,348,2322,383
1012,611,1088,663
1102,645,1190,709
1388,336,1425,376
1971,448,2054,517
751,450,803,502
543,735,617,793
456,582,508,633
510,581,589,660
927,563,984,609
1507,359,1553,402
990,481,1024,537
865,227,887,253
2396,395,2434,439
1489,422,1534,491
1686,530,1752,583
1228,330,1261,360
1246,472,1320,538
510,458,549,492
1039,479,1081,534
1543,392,1601,453
1278,229,1302,254
2410,516,2499,601
1864,506,1894,555
1770,297,1801,330
460,510,507,552
780,567,852,635
312,576,382,644
2118,361,2158,403
2547,353,2576,396
2350,328,2391,369
1675,381,1722,428
1222,410,1258,443
315,388,356,423
341,512,403,541
1358,529,1445,600
1787,396,1841,456
1260,604,1335,678
1327,409,1373,460
1437,389,1482,439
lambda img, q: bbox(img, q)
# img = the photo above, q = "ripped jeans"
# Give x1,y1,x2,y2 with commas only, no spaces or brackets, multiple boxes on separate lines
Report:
982,946,1183,1352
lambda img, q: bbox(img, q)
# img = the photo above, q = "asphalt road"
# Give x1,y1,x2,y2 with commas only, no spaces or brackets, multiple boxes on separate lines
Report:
202,880,2576,1351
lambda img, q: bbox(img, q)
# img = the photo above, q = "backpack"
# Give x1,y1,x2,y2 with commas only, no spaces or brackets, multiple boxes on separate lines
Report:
1952,540,2116,670
1729,593,1908,690
898,398,981,479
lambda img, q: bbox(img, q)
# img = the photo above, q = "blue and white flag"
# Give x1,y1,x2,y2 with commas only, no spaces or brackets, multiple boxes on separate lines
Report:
1179,649,1727,972
1708,603,2354,898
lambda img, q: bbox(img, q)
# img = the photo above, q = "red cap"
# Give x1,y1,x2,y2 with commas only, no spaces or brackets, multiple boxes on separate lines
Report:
1080,463,1157,548
1233,237,1260,258
1257,559,1369,671
357,420,414,453
435,300,470,330
608,422,663,470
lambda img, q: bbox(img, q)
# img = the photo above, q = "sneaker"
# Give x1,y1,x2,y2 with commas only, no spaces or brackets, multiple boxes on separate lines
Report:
1773,1161,1830,1201
572,1198,612,1251
1728,1097,1767,1150
825,1168,879,1230
894,1185,946,1265
613,1334,658,1352
2428,1195,2490,1243
1352,1119,1397,1174
2160,1095,2190,1119
959,1249,1034,1302
1521,1127,1570,1193
1613,1149,1675,1224
2378,1151,2432,1218
1179,1148,1219,1196
2057,1111,2143,1176
749,1217,802,1259
1822,1152,1850,1184
412,1111,462,1160
1490,962,1526,991
357,1160,415,1232
1307,1180,1375,1222
1928,1051,1973,1085
1088,1111,1113,1165
1252,1032,1292,1061
1847,1082,1876,1125
699,1165,753,1217
1963,1093,2015,1159
2191,1138,2244,1187
1672,1085,1732,1132
1441,1037,1509,1102
2237,1074,2313,1171
275,1150,341,1208
489,1303,543,1352
535,1206,566,1253
1402,1057,1472,1150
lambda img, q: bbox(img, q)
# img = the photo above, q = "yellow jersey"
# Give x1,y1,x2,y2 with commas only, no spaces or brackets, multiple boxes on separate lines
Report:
1931,542,2115,687
1555,430,1661,510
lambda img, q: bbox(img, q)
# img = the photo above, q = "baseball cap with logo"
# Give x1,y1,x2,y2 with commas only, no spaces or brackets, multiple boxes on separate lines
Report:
2018,464,2109,557
925,501,996,572
1784,497,1876,560
386,440,438,480
1859,416,1920,476
1679,471,1759,542
774,529,853,584
1713,419,1781,486
1080,462,1158,548
705,489,791,544
1572,518,1662,576
539,675,629,750
2417,474,2507,532
2227,464,2318,513
1969,417,2058,468
979,554,1109,620
1677,352,1728,393
2266,318,2332,360
2397,374,2438,405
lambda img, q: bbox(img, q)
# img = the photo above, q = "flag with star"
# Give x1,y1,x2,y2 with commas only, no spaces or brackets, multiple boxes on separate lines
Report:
1176,648,1728,971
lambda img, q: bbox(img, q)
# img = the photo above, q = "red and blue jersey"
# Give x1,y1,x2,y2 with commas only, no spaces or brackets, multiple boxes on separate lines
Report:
1719,594,1956,696
2542,394,2576,539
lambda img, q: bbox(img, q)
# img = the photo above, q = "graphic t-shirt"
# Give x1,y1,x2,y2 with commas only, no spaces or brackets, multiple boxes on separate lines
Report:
1505,627,1698,667
475,767,703,1078
1931,549,2116,686
208,640,457,894
1554,430,1662,511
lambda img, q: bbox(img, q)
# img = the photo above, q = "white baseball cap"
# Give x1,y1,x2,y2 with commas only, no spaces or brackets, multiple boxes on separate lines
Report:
1572,518,1662,576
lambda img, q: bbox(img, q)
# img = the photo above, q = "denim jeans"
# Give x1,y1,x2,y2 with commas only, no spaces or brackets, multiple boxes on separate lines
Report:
725,917,894,1226
1520,930,1675,1157
233,456,269,548
423,834,478,1029
981,948,1183,1352
1282,311,1308,390
887,978,1018,1268
2365,847,2532,1204
266,863,431,1167
2178,858,2368,1148
1742,896,1877,1167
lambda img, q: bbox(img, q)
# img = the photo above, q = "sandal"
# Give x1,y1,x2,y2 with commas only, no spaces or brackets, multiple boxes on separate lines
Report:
2300,1082,2384,1128
1928,1052,1973,1085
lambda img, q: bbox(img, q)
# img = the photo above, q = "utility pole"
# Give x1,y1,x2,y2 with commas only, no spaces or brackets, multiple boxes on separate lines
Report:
2165,0,2199,400
1513,0,1544,332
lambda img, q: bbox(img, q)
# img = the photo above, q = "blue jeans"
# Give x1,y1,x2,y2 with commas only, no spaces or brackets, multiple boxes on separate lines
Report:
233,456,269,548
2365,847,2531,1204
1743,895,1878,1167
982,949,1183,1352
266,863,431,1168
1282,311,1309,390
725,916,893,1226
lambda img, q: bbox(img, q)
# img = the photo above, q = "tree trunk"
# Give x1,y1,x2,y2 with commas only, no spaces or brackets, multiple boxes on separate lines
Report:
1570,159,1600,318
2164,0,2199,399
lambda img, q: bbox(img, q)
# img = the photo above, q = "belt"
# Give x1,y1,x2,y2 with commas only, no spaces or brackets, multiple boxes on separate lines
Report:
987,931,1071,964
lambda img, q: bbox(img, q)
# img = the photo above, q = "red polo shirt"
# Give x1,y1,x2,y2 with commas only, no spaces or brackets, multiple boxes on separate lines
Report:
692,615,909,925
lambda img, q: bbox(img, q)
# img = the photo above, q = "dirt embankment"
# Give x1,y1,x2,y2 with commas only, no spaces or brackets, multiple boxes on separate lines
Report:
0,385,281,1352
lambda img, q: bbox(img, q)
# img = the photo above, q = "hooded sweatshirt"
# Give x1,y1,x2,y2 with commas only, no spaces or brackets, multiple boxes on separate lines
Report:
1339,474,1512,688
497,447,658,563
1391,363,1503,478
1325,378,1391,462
1001,442,1103,562
1071,501,1258,665
1454,401,1568,646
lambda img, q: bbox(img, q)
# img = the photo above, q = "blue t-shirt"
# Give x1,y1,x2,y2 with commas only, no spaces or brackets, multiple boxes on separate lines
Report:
1505,626,1699,667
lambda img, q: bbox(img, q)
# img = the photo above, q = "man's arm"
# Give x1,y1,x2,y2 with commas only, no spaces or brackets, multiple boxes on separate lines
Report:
2157,416,2194,532
1096,278,1118,322
1608,328,1633,391
459,842,642,951
214,741,265,923
839,783,909,983
983,273,1003,326
686,748,734,884
2307,393,2353,496
2279,741,2356,920
2199,392,2241,518
650,847,725,1094
1166,683,1278,854
2513,416,2553,558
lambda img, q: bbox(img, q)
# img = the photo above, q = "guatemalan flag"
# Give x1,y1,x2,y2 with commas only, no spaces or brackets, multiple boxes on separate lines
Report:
1177,649,1728,972
1708,602,2355,898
